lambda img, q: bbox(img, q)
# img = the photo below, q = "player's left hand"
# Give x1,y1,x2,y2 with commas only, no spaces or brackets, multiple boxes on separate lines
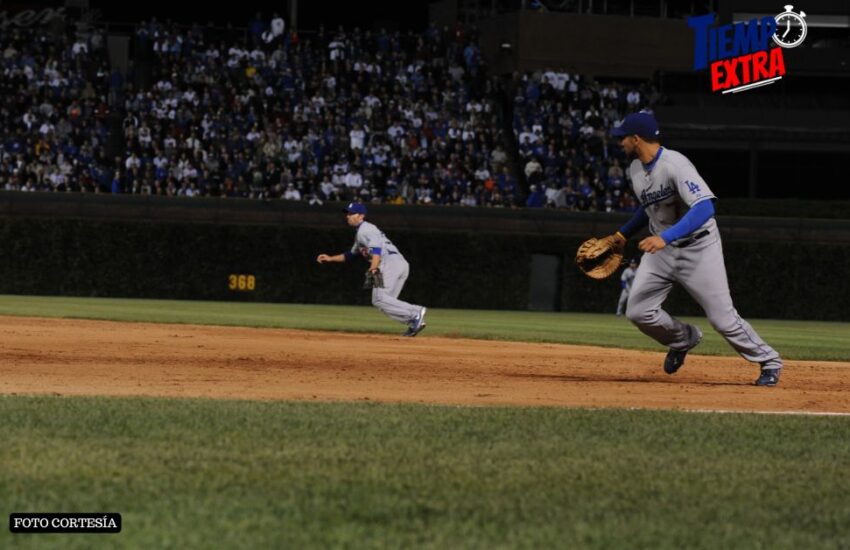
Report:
639,236,667,254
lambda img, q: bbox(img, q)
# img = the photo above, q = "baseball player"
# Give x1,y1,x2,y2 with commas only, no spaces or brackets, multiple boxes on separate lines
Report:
316,202,427,336
616,258,638,316
608,112,783,386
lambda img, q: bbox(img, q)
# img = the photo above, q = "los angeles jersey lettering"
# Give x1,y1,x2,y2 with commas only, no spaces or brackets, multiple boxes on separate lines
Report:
628,147,717,237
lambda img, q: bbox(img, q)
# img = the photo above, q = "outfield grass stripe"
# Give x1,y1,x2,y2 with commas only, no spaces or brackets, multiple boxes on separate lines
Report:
0,295,848,361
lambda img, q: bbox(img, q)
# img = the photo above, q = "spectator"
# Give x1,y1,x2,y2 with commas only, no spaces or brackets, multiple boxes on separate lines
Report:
2,20,649,212
524,157,542,180
263,13,285,45
525,185,546,208
283,183,301,200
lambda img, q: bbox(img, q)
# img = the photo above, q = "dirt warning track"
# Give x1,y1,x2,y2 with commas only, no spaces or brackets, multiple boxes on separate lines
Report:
1,316,848,414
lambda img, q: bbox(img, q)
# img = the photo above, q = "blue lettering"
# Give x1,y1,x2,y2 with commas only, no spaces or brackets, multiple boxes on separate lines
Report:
688,14,715,70
758,16,777,50
717,24,734,58
639,185,675,206
733,20,759,56
690,14,775,71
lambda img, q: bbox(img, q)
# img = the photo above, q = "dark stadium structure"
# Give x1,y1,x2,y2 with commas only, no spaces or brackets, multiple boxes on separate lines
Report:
2,0,847,206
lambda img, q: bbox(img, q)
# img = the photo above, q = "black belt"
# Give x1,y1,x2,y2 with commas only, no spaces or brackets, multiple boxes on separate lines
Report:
671,229,709,248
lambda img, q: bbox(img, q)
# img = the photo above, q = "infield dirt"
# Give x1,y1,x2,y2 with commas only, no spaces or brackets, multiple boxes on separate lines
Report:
1,316,848,413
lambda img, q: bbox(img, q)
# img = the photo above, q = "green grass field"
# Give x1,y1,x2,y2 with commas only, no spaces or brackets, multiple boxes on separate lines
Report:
1,295,849,548
0,295,848,361
2,397,849,549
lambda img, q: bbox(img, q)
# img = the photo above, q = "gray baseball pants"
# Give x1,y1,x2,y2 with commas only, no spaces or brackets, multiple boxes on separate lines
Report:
626,232,781,366
617,289,630,315
372,256,421,324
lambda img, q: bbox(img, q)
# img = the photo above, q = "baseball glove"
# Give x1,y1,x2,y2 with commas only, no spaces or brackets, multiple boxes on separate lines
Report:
575,233,626,280
363,269,384,290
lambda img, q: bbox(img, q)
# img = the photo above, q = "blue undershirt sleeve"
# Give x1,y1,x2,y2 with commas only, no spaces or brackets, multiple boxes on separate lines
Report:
343,251,356,261
660,199,715,244
618,207,649,239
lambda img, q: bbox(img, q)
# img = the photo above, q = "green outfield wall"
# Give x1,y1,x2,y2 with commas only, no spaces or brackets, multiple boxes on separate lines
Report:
1,194,847,320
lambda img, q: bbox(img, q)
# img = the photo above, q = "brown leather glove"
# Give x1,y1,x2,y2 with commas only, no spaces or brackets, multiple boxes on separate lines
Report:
575,232,626,280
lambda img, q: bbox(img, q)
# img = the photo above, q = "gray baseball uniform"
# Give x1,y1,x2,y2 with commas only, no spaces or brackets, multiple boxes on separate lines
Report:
617,266,636,316
625,147,782,368
351,221,423,325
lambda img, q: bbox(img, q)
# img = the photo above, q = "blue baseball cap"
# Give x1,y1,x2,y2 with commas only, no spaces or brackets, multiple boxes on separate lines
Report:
611,112,660,139
343,202,367,215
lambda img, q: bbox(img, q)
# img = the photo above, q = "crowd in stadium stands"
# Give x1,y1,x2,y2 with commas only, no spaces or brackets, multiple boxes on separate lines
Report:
511,69,658,212
0,15,657,212
1,24,113,194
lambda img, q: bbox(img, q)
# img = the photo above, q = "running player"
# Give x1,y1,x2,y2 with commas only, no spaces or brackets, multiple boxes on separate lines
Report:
317,202,427,336
609,112,783,386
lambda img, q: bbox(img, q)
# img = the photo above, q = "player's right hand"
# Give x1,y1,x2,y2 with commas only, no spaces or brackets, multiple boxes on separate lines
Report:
316,254,331,263
638,236,666,254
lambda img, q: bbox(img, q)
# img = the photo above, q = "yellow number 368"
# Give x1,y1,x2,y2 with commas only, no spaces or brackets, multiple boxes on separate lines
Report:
228,274,256,291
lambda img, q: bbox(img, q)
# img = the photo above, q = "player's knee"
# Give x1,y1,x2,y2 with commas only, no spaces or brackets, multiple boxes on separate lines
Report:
626,306,656,326
624,307,642,324
371,292,386,308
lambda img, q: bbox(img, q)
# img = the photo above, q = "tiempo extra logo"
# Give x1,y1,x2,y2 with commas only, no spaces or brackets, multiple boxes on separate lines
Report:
688,5,807,94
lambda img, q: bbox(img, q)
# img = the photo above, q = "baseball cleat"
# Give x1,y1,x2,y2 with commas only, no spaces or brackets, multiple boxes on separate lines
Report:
664,325,703,374
755,367,781,387
405,307,427,337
